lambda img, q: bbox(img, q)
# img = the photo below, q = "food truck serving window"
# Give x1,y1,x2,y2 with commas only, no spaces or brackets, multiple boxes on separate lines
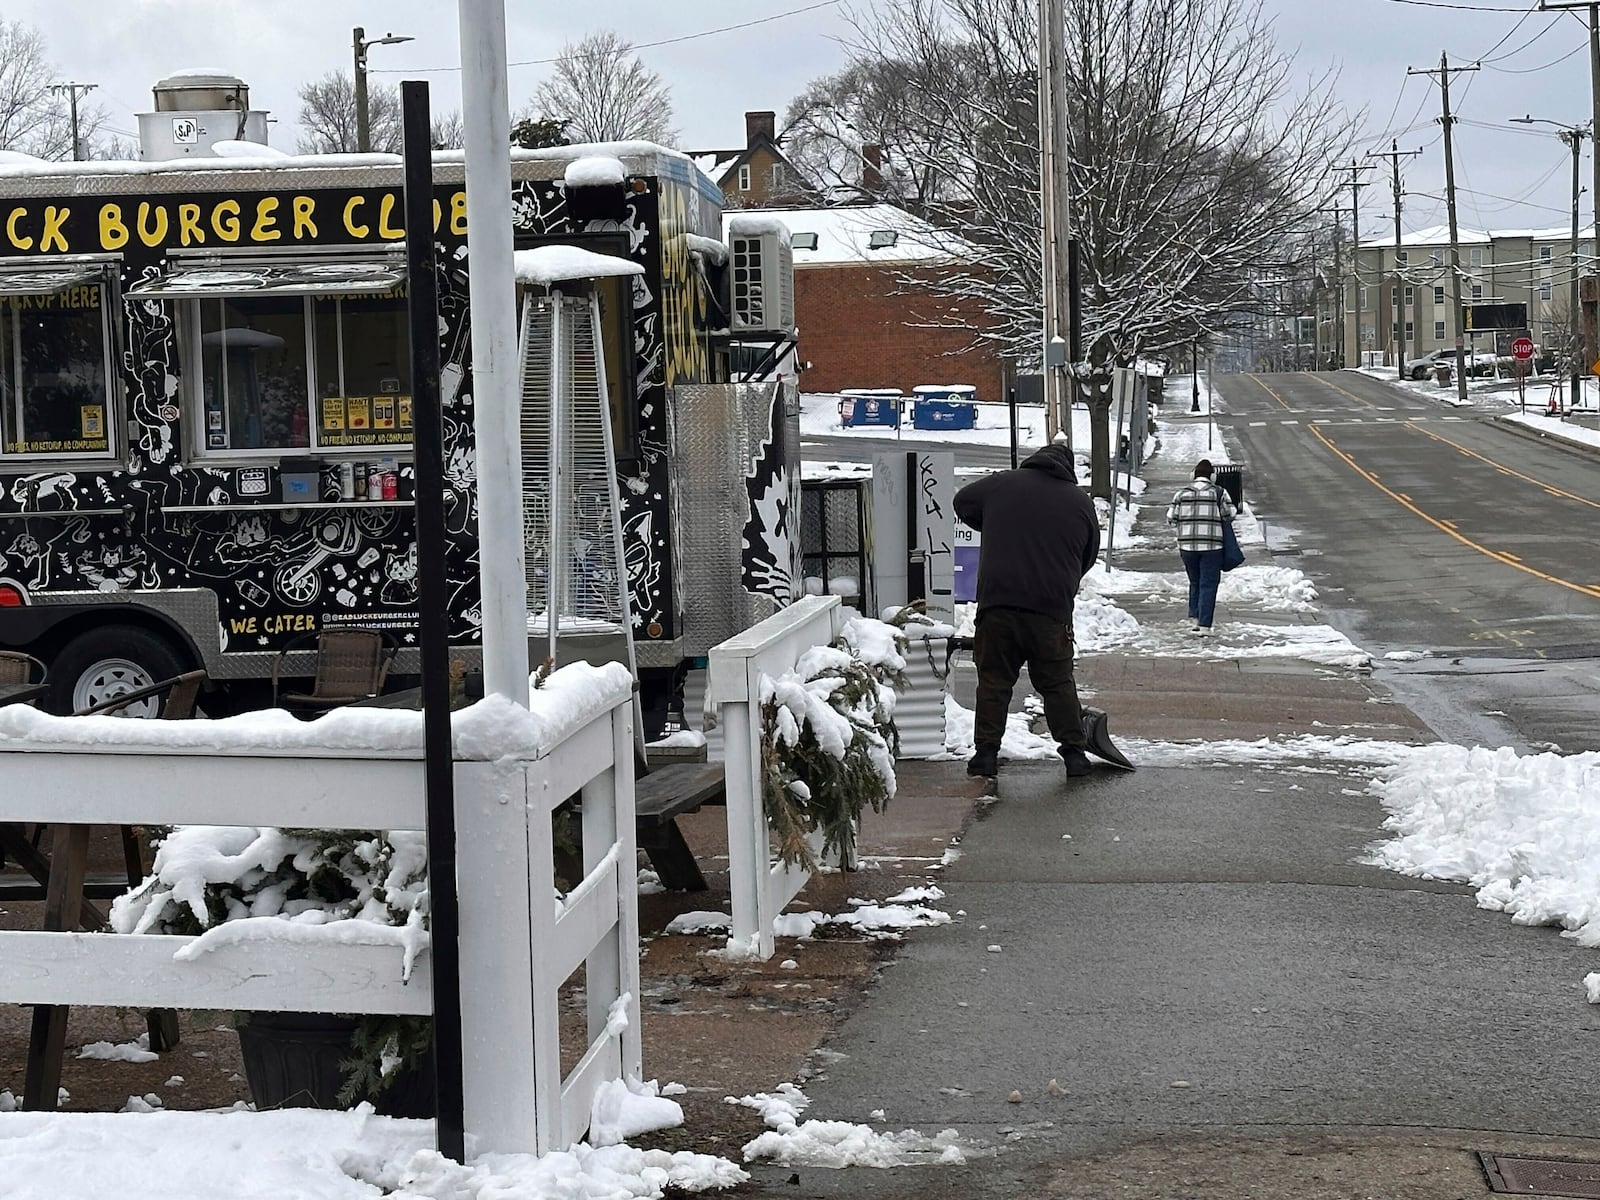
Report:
129,257,411,459
0,262,117,463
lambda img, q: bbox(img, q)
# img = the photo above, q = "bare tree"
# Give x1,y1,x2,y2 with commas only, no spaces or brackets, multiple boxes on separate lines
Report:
430,110,465,151
297,71,402,154
529,31,675,146
797,0,1355,373
0,20,106,159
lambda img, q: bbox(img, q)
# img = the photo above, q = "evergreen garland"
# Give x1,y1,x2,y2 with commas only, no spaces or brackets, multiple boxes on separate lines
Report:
759,620,905,870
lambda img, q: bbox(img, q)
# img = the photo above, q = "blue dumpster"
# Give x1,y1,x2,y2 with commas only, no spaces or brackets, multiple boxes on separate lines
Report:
911,384,978,431
839,389,903,428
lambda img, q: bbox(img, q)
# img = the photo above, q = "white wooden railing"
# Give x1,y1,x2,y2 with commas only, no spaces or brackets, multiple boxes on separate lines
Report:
708,594,846,960
0,693,639,1157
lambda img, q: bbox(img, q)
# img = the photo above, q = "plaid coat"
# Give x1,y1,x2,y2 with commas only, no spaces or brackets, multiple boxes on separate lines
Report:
1167,478,1236,551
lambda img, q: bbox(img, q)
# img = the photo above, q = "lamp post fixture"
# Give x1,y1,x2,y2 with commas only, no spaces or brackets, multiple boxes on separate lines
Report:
354,26,414,153
1512,114,1591,412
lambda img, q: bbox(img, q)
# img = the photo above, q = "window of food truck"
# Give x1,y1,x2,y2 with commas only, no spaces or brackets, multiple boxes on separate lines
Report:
0,266,117,463
184,290,412,458
515,233,636,462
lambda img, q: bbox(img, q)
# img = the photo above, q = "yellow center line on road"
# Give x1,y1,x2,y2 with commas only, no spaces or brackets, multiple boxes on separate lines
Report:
1245,374,1294,411
1402,422,1600,510
1310,374,1379,409
1306,424,1600,601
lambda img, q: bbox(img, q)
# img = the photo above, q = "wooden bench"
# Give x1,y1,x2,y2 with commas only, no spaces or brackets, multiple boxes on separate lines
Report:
634,761,726,892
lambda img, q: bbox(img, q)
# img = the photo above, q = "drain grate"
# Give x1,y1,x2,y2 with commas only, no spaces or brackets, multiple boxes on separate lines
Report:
1481,1152,1600,1197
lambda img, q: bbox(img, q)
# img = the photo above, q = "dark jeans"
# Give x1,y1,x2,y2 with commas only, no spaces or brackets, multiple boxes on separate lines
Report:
972,606,1085,757
1180,548,1224,627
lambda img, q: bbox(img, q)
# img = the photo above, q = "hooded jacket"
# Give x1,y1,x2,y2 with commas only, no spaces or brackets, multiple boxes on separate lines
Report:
952,444,1100,624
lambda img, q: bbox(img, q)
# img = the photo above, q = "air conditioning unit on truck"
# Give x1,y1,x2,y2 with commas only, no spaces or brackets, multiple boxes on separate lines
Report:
0,79,800,732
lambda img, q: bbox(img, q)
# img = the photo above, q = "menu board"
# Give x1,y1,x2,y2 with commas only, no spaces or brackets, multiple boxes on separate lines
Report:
317,394,413,447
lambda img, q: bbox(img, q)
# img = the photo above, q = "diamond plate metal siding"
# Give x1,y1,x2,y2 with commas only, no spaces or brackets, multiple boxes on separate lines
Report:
671,382,799,656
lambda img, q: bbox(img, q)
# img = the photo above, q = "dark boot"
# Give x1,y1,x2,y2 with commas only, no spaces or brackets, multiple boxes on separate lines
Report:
1062,748,1092,778
967,749,998,778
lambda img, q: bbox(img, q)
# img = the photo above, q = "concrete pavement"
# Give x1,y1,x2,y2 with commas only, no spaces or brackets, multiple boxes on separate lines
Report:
727,399,1600,1197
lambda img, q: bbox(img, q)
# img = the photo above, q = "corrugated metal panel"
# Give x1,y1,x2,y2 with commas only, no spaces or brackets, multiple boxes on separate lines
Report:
895,633,949,759
682,668,725,763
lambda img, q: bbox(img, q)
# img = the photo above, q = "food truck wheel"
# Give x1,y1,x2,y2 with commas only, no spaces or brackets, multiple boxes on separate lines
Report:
47,625,188,717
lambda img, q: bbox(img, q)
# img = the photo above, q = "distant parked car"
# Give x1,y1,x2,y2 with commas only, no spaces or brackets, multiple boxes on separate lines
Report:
1403,348,1496,380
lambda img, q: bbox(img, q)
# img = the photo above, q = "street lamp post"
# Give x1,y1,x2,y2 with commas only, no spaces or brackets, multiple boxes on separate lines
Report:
1513,114,1590,411
353,26,414,153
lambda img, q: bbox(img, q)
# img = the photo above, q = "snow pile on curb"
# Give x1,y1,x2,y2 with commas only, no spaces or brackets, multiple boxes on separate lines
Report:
665,899,951,941
730,1084,969,1168
1366,742,1600,998
939,694,1059,761
588,1077,685,1148
77,1036,158,1065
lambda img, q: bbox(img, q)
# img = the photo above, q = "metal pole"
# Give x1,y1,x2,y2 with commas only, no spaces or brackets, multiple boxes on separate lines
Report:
354,27,370,154
458,0,529,704
1591,6,1599,402
1036,0,1057,443
1570,128,1585,411
1191,339,1200,412
1391,141,1407,379
548,298,567,670
1440,53,1471,404
1007,386,1020,469
400,78,465,1164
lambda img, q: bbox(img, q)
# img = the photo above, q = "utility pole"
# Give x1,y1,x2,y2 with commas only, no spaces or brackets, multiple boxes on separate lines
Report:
1409,52,1479,404
1539,2,1600,391
353,27,414,153
1037,0,1073,446
1367,141,1423,380
1333,161,1374,370
49,82,96,161
1513,115,1589,409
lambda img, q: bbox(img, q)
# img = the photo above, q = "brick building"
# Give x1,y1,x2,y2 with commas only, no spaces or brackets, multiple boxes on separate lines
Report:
724,203,1006,398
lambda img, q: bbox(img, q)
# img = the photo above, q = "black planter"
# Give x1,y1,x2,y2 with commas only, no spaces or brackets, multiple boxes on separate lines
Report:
235,1012,435,1118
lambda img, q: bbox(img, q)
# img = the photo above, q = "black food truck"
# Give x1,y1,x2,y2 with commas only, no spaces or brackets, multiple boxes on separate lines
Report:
0,133,802,729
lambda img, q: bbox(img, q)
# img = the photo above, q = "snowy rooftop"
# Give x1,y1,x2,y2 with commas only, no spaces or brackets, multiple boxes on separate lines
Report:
727,204,962,266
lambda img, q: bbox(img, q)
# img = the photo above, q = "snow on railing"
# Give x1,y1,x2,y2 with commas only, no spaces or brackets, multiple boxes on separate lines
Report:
709,594,847,960
0,669,639,1157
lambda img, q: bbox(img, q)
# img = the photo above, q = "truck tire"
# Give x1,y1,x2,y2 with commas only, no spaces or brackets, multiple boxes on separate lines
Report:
45,625,189,717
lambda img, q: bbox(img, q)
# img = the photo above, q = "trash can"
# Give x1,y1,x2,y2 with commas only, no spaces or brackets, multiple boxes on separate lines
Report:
1434,364,1452,386
1213,463,1244,508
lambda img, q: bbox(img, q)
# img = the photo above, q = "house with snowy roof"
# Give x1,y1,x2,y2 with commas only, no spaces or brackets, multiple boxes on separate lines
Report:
726,203,1006,398
688,111,818,210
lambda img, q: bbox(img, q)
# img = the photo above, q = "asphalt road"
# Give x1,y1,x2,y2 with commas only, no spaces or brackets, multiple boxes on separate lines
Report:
1211,370,1600,754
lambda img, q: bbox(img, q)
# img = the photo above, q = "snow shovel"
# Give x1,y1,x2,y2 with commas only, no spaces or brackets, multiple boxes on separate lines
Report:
1082,706,1135,771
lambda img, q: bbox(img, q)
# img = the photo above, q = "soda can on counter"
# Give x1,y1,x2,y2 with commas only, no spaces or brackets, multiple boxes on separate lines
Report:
337,462,355,501
367,466,384,500
381,470,398,501
350,463,367,499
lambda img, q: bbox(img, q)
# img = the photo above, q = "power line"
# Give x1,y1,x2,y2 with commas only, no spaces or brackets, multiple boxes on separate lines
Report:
372,1,843,74
1385,0,1544,10
1482,39,1589,72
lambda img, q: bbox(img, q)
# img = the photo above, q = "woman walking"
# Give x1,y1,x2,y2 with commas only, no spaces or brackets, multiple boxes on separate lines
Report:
1166,459,1236,634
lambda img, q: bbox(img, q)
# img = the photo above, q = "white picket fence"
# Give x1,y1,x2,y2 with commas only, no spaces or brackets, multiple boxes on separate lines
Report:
0,691,639,1157
709,594,846,960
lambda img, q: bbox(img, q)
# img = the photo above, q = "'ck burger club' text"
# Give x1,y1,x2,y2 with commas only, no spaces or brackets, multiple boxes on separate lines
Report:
1,188,470,254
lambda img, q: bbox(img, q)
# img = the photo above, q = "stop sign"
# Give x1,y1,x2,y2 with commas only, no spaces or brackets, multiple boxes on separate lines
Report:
1512,337,1535,360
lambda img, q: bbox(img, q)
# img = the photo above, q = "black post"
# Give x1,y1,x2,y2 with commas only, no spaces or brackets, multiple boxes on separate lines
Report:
905,450,925,604
1007,386,1019,469
1190,339,1200,413
1067,239,1083,437
400,79,466,1163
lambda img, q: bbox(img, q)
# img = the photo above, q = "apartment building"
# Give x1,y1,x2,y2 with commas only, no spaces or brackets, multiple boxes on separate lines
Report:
1334,224,1595,369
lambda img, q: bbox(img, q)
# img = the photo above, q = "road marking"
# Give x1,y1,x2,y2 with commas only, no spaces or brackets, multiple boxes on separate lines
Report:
1405,422,1600,510
1397,493,1412,502
1307,424,1600,601
1309,375,1378,409
1250,421,1268,426
1245,374,1294,410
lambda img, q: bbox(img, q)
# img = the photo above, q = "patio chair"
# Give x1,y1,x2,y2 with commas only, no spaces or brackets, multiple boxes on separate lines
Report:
270,628,396,713
74,669,208,720
0,650,47,685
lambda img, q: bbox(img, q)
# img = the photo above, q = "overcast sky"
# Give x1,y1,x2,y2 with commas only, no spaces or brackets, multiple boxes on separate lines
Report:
10,0,1600,240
